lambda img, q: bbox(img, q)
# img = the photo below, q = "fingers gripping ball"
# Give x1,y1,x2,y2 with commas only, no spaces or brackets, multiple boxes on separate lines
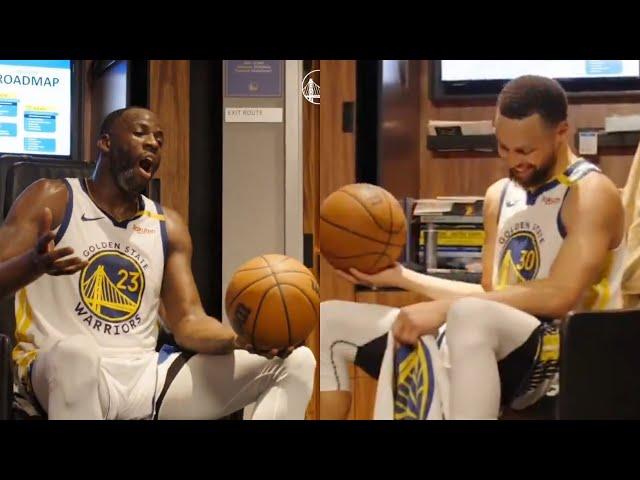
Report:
225,254,319,351
319,183,407,274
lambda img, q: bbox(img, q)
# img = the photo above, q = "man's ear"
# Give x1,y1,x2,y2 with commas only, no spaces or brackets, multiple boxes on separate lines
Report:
97,133,110,154
555,120,569,144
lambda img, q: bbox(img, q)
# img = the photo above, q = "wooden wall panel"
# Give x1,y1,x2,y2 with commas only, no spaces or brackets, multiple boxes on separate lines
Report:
318,61,357,199
421,65,508,197
379,60,422,200
318,60,357,419
319,60,357,304
149,60,190,223
81,60,94,162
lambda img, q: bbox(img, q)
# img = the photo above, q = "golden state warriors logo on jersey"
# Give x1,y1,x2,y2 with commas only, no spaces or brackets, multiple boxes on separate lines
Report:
497,230,541,287
79,250,145,323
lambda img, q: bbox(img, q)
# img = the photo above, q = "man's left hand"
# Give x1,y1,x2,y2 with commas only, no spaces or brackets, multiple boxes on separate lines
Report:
391,300,449,346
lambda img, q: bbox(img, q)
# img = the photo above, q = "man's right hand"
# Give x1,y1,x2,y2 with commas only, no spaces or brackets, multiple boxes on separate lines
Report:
31,207,87,276
335,262,406,289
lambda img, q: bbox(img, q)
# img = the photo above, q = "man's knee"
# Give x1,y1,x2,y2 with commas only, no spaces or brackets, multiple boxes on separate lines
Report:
446,297,499,350
285,346,316,378
447,297,505,326
320,300,351,327
320,300,351,348
46,335,100,392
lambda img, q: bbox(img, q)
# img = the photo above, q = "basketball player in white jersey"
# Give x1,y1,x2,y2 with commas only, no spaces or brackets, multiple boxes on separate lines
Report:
0,106,316,420
319,75,626,419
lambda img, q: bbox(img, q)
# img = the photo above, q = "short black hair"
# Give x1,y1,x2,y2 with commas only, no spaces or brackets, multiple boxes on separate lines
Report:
497,75,568,127
99,106,148,136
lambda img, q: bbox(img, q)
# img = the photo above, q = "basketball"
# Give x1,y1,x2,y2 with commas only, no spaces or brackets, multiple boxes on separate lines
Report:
319,183,407,274
225,254,319,351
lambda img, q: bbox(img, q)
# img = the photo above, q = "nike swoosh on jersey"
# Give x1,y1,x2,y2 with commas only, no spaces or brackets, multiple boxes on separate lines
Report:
81,213,105,222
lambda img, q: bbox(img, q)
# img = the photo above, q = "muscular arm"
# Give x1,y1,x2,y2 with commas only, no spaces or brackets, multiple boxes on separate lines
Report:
395,267,484,300
474,173,624,318
0,179,86,299
160,208,237,355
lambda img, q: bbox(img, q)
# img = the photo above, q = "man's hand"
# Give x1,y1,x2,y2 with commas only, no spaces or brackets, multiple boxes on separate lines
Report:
391,300,449,347
335,262,405,289
234,334,296,359
31,208,87,276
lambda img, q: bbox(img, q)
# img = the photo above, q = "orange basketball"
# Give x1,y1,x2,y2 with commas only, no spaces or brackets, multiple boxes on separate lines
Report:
319,183,407,274
225,254,319,351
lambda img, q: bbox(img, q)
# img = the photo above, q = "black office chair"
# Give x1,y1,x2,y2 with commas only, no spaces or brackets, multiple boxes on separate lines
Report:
0,159,95,420
0,334,10,420
0,155,87,225
558,308,640,419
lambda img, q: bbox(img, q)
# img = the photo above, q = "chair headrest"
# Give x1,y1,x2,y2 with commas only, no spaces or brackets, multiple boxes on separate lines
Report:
2,160,95,220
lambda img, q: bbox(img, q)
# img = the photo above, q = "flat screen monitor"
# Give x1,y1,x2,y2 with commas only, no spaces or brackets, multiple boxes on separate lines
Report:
0,60,72,156
431,60,640,102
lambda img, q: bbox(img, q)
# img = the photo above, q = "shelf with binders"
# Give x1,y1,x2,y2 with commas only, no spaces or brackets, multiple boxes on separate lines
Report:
401,197,485,284
427,134,497,154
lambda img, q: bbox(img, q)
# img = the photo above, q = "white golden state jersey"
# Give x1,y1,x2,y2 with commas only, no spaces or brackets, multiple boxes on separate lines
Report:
492,159,626,312
13,177,168,384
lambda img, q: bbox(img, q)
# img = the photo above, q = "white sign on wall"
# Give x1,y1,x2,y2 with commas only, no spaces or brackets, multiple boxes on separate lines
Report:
224,107,283,123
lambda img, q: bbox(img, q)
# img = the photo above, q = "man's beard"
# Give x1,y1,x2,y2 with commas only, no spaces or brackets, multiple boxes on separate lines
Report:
116,168,147,194
509,155,556,189
111,156,147,194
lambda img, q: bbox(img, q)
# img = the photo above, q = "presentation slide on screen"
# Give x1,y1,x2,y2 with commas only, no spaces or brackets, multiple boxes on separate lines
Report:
0,60,71,156
441,60,640,82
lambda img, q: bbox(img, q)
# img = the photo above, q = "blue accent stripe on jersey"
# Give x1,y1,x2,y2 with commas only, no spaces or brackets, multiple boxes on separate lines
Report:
155,201,169,265
54,179,73,245
556,188,571,238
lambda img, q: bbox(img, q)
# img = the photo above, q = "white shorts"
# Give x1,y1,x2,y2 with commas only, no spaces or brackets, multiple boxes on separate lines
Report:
17,341,316,420
17,344,181,420
98,346,182,420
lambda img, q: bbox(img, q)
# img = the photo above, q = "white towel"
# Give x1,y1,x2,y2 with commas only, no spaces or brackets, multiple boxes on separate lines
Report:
373,329,450,420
